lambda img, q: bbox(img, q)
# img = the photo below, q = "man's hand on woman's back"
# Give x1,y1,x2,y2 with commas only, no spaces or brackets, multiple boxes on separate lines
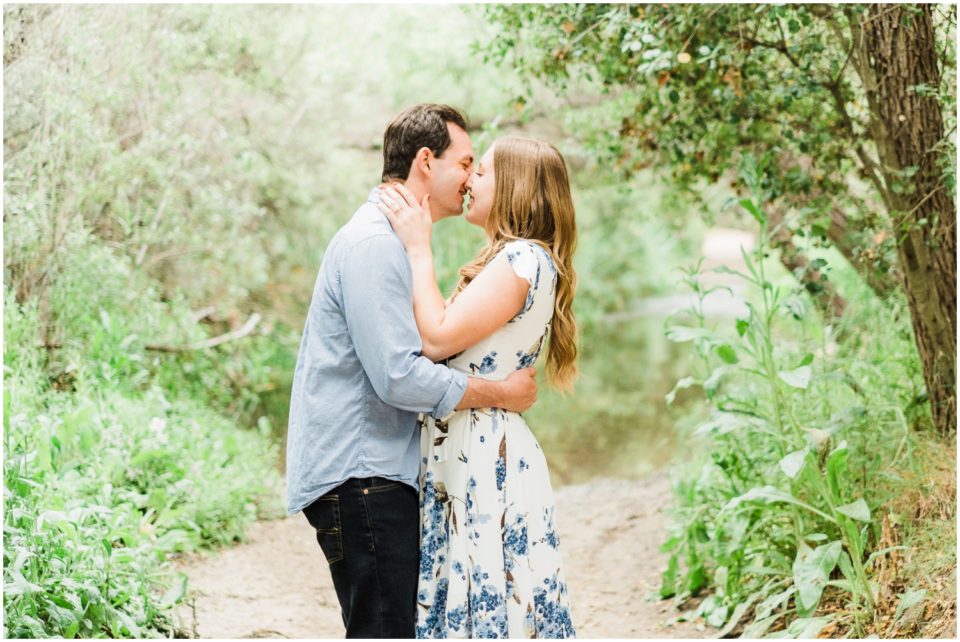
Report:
500,367,538,413
455,367,538,412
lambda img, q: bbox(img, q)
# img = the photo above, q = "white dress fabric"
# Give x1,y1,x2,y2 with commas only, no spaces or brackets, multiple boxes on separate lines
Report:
416,240,576,639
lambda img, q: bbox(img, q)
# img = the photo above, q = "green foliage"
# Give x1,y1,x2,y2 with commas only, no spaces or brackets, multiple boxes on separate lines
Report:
3,6,293,637
479,3,957,298
660,157,931,637
3,5,704,637
4,296,280,638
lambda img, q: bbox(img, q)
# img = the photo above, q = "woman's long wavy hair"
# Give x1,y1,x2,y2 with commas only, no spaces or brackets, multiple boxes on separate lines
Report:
453,136,579,391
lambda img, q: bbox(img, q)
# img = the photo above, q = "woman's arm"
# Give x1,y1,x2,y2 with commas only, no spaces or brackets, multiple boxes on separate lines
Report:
378,185,529,361
407,247,527,361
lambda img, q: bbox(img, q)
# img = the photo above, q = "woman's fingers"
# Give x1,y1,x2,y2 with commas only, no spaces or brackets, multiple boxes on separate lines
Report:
379,185,430,223
379,187,401,209
380,187,417,217
376,200,398,224
392,182,419,207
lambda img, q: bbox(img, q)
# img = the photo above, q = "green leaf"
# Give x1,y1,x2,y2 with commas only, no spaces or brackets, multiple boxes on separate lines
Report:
778,448,808,479
113,610,141,638
706,603,728,628
837,499,871,522
63,620,80,639
799,352,814,366
755,585,796,621
659,554,678,598
741,613,782,638
713,264,753,281
687,563,708,594
894,589,926,622
665,376,696,405
792,541,842,615
702,365,732,398
716,592,764,637
715,343,739,364
768,616,832,638
160,574,188,607
866,545,910,565
3,569,43,595
723,485,836,523
783,295,807,320
739,198,766,225
736,318,749,336
693,411,762,437
778,365,811,389
826,440,849,498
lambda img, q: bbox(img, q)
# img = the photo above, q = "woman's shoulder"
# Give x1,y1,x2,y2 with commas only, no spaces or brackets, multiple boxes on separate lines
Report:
492,240,557,319
499,239,556,277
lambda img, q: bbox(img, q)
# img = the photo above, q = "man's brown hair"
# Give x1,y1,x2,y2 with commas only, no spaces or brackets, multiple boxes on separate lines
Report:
381,104,469,182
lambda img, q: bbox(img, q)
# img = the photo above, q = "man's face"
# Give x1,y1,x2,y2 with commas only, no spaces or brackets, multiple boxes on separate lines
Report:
426,124,474,219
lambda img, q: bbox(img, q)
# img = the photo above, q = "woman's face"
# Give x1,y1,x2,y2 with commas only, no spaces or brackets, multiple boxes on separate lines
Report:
465,145,495,229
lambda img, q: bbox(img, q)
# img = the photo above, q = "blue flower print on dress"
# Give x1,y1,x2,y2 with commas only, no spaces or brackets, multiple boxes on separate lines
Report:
516,333,546,369
502,513,529,558
539,506,561,550
417,577,449,637
532,574,575,638
469,350,498,375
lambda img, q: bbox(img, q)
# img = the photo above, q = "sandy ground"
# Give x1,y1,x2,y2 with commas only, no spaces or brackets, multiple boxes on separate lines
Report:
173,474,712,639
172,227,752,638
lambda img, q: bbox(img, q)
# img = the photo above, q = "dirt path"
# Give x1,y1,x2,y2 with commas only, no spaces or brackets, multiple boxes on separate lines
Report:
174,474,711,638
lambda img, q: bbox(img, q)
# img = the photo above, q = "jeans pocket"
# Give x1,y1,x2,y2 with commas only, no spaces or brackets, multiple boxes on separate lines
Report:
304,495,343,564
363,478,408,495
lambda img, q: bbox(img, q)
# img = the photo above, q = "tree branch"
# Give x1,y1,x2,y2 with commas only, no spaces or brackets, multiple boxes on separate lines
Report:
824,81,891,205
146,313,262,353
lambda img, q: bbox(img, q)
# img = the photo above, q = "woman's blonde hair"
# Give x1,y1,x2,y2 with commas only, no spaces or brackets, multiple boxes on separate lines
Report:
454,136,579,391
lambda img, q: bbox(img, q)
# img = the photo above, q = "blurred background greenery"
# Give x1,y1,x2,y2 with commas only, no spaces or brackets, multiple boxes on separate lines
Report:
4,4,954,639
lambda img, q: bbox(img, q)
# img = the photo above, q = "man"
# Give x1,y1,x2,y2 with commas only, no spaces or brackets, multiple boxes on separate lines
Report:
286,104,538,638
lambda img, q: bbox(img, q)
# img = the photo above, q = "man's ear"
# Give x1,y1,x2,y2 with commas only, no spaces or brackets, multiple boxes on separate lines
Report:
415,147,433,175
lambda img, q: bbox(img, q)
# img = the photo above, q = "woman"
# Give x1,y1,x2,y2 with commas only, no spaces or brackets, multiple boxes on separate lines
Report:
377,136,578,638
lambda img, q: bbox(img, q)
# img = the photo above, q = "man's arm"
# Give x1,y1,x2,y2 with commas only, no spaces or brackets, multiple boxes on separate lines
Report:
341,234,466,418
458,367,538,413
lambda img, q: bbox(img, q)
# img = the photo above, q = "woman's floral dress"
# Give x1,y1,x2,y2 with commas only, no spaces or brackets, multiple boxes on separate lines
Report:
416,240,576,639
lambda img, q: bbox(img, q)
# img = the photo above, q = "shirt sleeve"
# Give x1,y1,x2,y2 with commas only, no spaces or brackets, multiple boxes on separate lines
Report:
340,233,467,419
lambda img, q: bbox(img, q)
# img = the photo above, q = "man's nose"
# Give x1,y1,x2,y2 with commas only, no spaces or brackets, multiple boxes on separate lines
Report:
464,172,474,189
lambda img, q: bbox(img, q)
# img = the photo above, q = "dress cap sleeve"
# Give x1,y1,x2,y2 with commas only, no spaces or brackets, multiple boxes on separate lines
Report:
502,240,543,289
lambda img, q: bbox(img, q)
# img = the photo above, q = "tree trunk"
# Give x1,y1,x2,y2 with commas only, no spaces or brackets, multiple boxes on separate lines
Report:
860,4,957,435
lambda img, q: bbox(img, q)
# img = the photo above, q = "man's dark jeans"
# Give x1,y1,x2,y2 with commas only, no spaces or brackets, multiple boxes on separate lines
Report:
303,477,419,638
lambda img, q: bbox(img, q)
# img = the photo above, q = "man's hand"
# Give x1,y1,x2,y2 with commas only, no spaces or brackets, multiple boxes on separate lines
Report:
455,367,539,412
499,367,538,413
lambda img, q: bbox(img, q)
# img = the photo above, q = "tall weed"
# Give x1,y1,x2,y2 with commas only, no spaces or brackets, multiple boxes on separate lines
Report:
661,155,930,637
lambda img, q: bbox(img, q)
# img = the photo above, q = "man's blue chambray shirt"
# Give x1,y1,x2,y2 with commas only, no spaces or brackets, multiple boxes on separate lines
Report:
285,188,468,515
